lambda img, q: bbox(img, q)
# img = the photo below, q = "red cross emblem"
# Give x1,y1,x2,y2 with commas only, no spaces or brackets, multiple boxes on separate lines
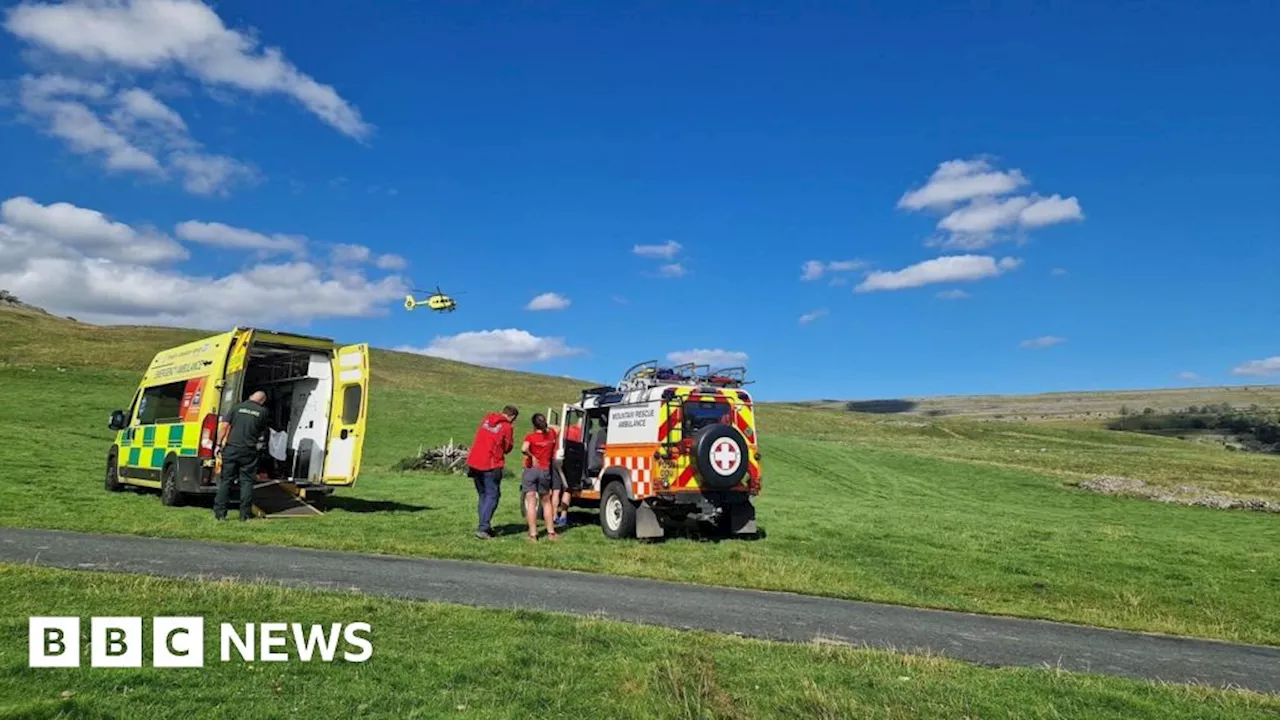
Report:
710,438,741,475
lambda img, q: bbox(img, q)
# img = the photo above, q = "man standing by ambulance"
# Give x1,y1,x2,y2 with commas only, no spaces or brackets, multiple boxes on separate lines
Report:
466,405,518,539
214,390,269,521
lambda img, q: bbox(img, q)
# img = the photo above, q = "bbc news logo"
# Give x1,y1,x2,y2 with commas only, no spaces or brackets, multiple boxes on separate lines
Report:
29,617,372,668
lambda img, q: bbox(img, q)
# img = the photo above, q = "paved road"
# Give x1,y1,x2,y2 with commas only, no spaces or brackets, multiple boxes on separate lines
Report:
2,527,1277,694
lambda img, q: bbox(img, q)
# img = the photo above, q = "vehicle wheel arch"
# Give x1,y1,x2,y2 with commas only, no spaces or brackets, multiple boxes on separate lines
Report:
160,453,184,506
600,467,635,500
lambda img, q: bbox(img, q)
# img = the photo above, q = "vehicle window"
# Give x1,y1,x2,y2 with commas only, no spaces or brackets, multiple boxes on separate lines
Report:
137,381,187,425
684,400,731,433
342,384,362,424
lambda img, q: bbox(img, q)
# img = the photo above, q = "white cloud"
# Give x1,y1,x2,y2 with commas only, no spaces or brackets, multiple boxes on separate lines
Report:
936,289,971,300
1,195,185,264
898,158,1028,211
1020,336,1066,350
798,309,828,324
1051,267,1069,277
4,0,370,139
17,73,256,195
330,243,372,264
169,151,257,196
657,263,687,278
19,74,161,173
175,220,305,256
801,259,864,281
1019,194,1084,228
1177,371,1201,382
855,255,1021,293
1231,357,1280,377
902,157,1083,249
667,349,748,367
375,253,407,271
398,329,583,368
112,87,185,132
633,240,682,259
0,195,405,327
526,292,570,311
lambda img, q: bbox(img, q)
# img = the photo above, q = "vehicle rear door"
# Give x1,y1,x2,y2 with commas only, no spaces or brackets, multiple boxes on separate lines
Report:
323,343,370,486
558,403,585,489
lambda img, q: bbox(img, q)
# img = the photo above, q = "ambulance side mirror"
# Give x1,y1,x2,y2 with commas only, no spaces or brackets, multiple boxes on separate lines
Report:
108,410,127,431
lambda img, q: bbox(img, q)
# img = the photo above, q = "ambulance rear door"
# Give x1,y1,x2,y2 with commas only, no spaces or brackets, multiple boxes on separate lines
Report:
323,343,370,486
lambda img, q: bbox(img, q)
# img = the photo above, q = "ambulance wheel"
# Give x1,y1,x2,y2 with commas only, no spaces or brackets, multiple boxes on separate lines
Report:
105,450,122,492
160,462,183,507
600,481,636,539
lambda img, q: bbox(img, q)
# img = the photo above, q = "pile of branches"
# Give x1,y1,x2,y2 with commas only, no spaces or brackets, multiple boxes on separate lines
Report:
395,439,470,473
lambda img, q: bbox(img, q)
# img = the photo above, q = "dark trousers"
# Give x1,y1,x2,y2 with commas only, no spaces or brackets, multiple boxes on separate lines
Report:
472,469,502,533
215,447,258,520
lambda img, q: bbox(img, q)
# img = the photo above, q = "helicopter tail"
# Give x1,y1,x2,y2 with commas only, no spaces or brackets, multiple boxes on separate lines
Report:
403,295,417,311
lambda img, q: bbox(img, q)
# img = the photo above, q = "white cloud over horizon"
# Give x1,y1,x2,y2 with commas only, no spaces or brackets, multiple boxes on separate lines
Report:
1177,371,1201,382
0,195,407,327
667,349,749,367
175,220,305,256
526,292,571,311
398,329,583,368
855,255,1021,293
900,158,1083,249
936,289,971,300
1231,357,1280,377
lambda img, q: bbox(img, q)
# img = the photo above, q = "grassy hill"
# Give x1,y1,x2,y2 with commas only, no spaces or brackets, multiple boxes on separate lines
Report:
2,306,1278,646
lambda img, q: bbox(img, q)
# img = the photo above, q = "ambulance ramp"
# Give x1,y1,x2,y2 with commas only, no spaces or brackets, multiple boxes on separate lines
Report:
251,481,324,518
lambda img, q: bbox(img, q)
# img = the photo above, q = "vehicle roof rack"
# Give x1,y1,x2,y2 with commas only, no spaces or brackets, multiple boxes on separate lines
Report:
701,366,751,388
581,385,616,402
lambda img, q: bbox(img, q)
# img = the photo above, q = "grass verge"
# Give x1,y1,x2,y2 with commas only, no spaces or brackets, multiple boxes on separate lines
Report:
1,564,1276,719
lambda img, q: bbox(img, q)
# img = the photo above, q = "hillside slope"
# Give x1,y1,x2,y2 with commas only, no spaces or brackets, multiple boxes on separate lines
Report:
0,304,594,411
2,305,1278,646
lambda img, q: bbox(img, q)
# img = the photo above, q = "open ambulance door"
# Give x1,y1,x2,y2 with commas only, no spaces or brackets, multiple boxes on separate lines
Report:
323,344,370,486
558,403,586,491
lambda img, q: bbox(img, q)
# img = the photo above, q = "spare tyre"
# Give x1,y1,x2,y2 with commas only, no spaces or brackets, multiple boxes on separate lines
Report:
693,423,749,489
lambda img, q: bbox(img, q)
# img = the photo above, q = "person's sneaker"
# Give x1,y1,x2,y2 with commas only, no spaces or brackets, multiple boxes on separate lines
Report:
475,530,494,540
554,514,568,528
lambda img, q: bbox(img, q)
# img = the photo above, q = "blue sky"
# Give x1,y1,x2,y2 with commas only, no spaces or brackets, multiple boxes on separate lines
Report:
0,0,1276,401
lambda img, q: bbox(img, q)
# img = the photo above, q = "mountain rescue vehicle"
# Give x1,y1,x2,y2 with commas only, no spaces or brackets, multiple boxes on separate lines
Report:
550,360,761,539
104,328,370,517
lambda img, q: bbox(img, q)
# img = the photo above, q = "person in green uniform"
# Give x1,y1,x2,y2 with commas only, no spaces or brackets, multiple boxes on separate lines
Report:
214,390,270,521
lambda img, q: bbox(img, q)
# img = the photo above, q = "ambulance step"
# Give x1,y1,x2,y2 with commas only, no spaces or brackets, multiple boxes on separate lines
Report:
251,481,323,518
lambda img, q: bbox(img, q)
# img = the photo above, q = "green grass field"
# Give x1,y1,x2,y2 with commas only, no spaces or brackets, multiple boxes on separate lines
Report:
2,308,1279,648
2,564,1275,720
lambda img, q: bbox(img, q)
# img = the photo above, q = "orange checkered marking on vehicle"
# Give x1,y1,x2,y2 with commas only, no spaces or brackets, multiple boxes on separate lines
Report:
605,454,655,498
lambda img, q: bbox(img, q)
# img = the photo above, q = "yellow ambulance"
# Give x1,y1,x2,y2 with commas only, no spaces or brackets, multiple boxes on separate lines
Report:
105,327,370,508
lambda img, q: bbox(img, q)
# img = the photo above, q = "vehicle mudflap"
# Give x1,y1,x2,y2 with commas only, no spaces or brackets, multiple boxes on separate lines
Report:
636,501,664,539
728,501,757,535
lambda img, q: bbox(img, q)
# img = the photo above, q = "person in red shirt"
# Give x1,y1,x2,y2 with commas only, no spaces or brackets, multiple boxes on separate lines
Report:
520,413,560,541
466,405,518,539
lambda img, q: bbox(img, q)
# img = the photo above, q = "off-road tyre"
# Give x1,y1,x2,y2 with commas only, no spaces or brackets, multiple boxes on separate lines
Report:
105,450,122,492
160,461,183,507
600,481,636,539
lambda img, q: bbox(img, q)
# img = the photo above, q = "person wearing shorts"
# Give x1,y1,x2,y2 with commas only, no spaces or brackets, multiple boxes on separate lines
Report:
520,413,559,542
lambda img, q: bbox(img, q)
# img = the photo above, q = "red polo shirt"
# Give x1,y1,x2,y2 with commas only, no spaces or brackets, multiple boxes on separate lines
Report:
523,427,558,469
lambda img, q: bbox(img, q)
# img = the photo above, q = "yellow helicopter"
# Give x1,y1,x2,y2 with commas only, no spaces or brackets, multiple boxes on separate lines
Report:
404,285,459,313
